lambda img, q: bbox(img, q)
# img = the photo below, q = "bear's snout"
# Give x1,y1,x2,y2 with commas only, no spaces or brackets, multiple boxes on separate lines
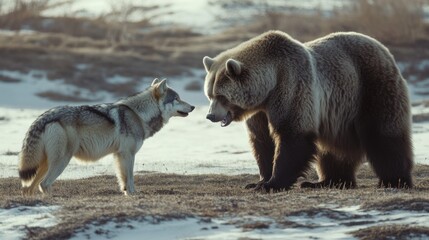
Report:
206,114,216,122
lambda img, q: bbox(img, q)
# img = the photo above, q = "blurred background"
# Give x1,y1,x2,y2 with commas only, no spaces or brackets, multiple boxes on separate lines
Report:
0,0,428,108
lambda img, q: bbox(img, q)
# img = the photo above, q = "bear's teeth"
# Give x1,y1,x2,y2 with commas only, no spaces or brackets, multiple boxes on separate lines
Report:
221,112,232,127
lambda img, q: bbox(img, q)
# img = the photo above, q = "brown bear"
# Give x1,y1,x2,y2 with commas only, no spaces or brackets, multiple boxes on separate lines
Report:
202,31,413,191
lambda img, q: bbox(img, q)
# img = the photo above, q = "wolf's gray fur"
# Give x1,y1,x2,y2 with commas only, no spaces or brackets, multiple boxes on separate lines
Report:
18,79,194,195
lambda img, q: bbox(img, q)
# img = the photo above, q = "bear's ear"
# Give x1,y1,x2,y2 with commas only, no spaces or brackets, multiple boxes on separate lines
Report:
203,56,215,72
226,58,242,76
151,78,161,86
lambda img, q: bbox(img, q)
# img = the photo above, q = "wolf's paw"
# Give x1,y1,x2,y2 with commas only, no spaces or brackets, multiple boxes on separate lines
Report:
21,187,34,196
123,189,136,196
39,184,51,194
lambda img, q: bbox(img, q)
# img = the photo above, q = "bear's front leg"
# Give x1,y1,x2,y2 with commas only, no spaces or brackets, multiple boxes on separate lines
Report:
259,131,317,192
245,112,275,189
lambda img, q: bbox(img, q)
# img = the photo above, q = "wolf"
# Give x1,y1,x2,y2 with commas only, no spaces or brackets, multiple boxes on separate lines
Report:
18,79,194,195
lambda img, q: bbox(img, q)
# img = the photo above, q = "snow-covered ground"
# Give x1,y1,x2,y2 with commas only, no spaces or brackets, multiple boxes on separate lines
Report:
0,205,59,240
71,205,429,240
1,203,428,240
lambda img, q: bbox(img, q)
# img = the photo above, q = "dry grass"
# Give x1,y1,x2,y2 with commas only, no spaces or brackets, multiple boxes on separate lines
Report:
352,225,429,240
331,0,427,45
1,164,428,239
221,0,429,45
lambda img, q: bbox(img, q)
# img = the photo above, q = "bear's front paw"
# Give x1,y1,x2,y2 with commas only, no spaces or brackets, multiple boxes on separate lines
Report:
244,183,257,189
244,180,265,190
256,180,291,193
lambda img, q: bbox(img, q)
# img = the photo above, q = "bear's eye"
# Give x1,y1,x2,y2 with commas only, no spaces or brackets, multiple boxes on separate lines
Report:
216,95,228,104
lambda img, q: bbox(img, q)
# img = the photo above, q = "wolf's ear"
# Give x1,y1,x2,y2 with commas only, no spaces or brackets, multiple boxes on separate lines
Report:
203,56,215,72
154,79,168,99
226,58,242,76
151,78,160,86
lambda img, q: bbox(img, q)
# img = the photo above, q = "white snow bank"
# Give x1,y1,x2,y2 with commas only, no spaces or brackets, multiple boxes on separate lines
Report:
0,205,59,240
0,68,208,109
72,205,429,240
0,70,115,109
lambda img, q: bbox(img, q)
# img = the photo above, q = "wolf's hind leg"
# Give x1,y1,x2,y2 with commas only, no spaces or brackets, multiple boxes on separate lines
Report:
39,125,73,193
22,158,49,196
39,153,72,194
115,152,136,195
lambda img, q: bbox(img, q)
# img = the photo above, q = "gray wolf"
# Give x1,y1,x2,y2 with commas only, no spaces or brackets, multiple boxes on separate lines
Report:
202,31,412,191
18,79,194,195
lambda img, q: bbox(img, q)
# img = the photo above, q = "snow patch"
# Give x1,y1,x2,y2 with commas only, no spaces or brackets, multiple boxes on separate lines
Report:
72,206,429,240
0,205,59,240
106,75,133,85
0,70,116,109
0,29,36,36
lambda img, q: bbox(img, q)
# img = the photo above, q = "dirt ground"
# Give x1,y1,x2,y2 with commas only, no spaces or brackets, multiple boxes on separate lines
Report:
1,164,428,240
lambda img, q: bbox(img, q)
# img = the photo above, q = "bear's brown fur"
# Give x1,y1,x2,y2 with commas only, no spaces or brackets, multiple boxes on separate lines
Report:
203,31,413,191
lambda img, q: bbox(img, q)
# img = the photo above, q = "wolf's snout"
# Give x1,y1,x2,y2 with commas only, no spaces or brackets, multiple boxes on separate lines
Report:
206,114,216,122
191,106,195,111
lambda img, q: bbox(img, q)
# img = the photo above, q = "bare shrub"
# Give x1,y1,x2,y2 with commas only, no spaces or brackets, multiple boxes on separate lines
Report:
214,0,429,44
332,0,428,44
0,0,72,30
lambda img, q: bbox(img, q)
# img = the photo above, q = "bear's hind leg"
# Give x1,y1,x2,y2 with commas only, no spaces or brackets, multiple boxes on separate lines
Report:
301,151,361,189
245,112,275,189
365,133,413,188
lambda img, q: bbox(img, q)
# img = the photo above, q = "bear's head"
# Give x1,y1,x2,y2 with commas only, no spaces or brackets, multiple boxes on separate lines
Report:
202,44,277,127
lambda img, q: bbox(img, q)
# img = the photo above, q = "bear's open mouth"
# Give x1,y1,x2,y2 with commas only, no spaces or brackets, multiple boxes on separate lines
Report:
221,111,232,127
177,111,189,117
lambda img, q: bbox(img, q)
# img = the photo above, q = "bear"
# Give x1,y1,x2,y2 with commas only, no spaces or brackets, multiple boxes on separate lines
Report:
202,30,413,192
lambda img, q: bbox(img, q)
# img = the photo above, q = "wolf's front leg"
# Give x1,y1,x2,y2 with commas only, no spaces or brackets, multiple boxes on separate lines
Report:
114,152,136,195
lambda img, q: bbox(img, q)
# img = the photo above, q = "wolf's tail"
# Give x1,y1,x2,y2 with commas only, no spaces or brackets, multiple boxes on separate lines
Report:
18,122,46,183
18,143,44,183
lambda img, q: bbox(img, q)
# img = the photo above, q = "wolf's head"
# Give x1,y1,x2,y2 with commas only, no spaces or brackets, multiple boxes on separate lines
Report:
151,78,195,118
